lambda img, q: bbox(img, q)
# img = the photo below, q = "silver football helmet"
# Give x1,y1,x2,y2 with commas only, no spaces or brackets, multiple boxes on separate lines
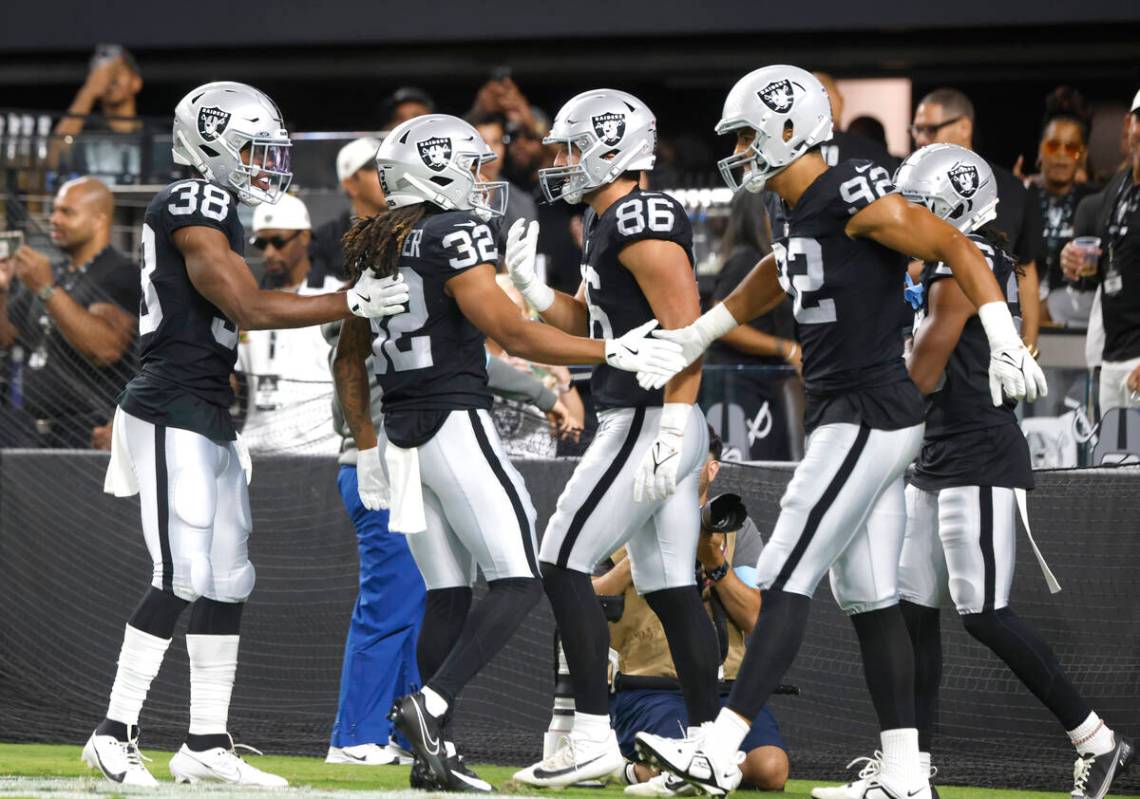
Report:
539,89,656,204
172,81,292,206
375,114,507,219
894,144,998,233
715,65,833,193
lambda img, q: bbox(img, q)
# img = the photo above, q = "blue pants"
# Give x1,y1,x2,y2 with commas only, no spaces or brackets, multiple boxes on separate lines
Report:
329,465,426,748
611,688,786,760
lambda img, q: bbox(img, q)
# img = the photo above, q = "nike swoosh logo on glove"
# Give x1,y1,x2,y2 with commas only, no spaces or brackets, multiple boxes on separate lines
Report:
652,447,677,472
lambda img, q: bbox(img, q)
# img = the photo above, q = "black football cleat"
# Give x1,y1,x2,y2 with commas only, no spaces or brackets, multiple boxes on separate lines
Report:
410,754,437,790
390,693,449,788
1072,736,1134,799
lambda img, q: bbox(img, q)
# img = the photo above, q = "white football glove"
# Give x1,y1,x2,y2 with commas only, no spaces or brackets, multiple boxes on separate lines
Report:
357,445,390,511
604,320,687,378
633,403,691,502
347,271,410,318
978,302,1048,405
636,304,740,390
505,218,554,312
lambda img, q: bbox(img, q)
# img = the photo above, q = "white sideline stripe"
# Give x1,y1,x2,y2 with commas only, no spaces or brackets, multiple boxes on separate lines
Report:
0,777,540,799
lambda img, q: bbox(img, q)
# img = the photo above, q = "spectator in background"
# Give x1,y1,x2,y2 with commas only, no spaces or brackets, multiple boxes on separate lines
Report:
705,191,801,462
237,194,341,455
847,115,890,151
472,75,585,296
467,111,538,249
379,86,435,130
1061,88,1140,414
54,46,144,138
814,72,898,171
1031,88,1100,328
0,177,138,448
308,137,384,288
596,427,789,794
912,87,1044,351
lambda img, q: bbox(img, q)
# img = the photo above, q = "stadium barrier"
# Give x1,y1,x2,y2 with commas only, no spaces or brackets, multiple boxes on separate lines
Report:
0,450,1136,792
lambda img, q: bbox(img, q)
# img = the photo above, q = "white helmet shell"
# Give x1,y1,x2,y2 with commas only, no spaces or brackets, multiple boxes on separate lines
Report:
172,81,292,206
375,114,507,220
715,65,833,193
894,144,999,234
539,89,656,204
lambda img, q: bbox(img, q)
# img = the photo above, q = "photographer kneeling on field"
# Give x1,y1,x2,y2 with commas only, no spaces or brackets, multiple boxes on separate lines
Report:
594,426,789,794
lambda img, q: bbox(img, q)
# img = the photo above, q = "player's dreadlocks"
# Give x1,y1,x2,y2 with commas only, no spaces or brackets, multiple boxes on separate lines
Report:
342,203,436,281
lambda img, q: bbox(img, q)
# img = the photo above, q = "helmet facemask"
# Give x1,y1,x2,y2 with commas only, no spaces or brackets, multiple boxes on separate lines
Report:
233,136,293,206
460,152,509,220
717,124,780,194
538,132,598,204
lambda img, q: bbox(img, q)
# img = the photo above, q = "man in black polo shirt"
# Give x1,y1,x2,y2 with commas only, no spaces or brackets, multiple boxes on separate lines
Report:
1062,89,1140,413
912,88,1045,351
0,176,139,447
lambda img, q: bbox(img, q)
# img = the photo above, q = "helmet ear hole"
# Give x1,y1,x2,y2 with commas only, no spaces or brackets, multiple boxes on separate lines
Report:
429,176,453,187
949,203,966,220
782,120,795,143
199,145,220,158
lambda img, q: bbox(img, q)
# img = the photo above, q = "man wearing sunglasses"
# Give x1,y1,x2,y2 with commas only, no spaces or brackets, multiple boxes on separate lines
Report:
236,193,343,455
912,88,1045,356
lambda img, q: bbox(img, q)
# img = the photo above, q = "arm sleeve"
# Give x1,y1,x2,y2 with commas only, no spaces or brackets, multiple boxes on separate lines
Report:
486,355,558,411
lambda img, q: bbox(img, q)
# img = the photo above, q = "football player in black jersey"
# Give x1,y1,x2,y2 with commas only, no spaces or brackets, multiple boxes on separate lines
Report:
634,66,1047,799
84,82,409,788
330,113,686,792
879,145,1127,799
504,89,720,789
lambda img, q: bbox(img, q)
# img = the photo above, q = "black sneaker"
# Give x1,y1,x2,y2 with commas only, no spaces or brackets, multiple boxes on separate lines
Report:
438,750,492,793
410,754,438,790
1072,736,1135,799
389,693,448,787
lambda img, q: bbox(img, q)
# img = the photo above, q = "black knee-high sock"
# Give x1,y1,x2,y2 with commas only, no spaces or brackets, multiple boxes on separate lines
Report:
961,607,1091,730
726,589,811,720
900,600,942,752
644,586,721,725
427,578,542,703
417,587,473,683
540,562,611,716
849,606,916,731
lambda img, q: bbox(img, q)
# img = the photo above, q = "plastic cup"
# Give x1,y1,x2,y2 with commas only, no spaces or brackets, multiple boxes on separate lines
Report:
1071,236,1101,277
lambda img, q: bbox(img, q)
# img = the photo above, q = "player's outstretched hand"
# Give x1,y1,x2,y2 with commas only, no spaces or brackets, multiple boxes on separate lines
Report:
347,271,410,318
605,320,686,378
357,446,390,510
633,403,690,503
505,218,554,312
636,304,739,390
988,345,1048,405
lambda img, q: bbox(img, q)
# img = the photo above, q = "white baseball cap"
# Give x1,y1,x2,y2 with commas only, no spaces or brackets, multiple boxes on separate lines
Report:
1132,88,1140,113
253,193,311,232
337,137,382,182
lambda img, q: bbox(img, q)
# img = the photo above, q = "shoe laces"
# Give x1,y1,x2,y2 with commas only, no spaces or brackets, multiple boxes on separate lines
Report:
846,751,884,783
1072,754,1093,795
122,727,151,769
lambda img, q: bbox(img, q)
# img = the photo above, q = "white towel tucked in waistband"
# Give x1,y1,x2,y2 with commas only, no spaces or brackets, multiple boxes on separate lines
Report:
385,443,426,534
103,406,139,497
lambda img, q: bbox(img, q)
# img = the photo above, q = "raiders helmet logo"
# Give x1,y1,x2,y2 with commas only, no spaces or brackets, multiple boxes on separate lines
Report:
757,79,796,113
948,163,980,198
417,137,452,172
592,112,626,147
197,106,231,142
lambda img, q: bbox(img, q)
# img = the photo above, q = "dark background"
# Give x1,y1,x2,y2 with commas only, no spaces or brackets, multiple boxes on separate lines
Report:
1,1,1138,178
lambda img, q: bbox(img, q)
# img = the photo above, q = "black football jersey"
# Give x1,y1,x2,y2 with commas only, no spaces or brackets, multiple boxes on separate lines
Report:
373,210,495,444
580,187,694,409
772,159,924,433
911,234,1033,490
118,179,244,440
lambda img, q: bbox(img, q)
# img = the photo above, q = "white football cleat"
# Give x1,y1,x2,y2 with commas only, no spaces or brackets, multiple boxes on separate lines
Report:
625,770,699,796
634,731,742,797
169,742,288,787
811,752,883,799
513,731,625,788
325,742,412,766
82,729,158,786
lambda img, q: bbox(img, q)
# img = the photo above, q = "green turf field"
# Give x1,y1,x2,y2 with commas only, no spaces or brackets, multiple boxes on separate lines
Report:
0,743,1081,799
